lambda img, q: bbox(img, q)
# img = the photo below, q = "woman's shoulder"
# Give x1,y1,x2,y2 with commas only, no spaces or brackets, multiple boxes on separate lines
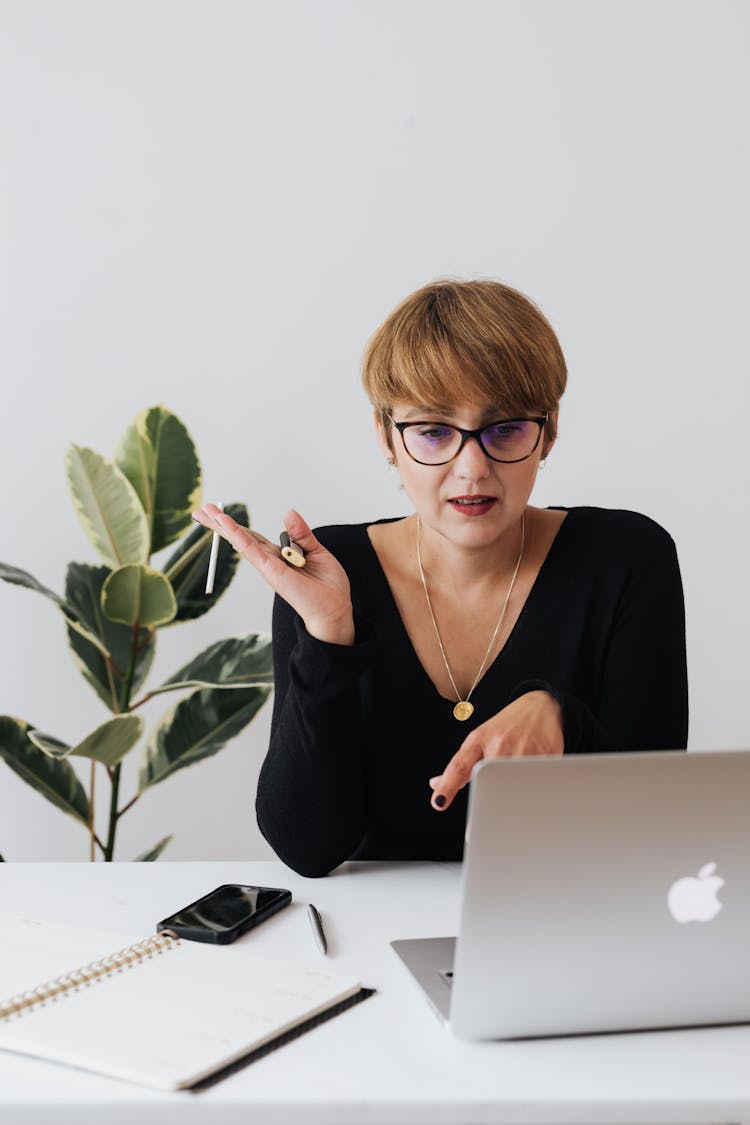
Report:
557,506,677,553
312,517,404,558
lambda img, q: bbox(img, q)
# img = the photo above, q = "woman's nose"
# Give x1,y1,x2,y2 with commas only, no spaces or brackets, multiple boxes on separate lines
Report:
451,434,491,481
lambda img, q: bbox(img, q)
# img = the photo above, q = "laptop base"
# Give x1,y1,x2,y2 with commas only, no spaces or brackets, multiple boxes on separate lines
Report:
391,936,455,1023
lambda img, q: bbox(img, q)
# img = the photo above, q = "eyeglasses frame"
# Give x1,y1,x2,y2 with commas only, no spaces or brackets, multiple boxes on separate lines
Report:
389,413,549,466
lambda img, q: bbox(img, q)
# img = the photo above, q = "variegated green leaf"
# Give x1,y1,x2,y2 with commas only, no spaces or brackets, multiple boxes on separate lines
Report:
28,715,143,767
102,564,177,628
65,562,155,710
0,716,89,825
161,502,247,623
26,730,68,756
0,561,111,658
66,445,149,567
138,685,271,792
133,834,173,861
148,633,273,697
0,562,69,611
115,406,202,553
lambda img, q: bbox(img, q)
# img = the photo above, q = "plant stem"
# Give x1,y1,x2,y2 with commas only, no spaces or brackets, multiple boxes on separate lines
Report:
103,656,124,714
89,761,96,861
117,623,140,714
118,793,140,817
104,764,121,862
104,621,141,861
129,691,155,711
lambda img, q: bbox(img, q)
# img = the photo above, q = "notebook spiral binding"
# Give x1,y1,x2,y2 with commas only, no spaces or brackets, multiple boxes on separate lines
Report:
0,929,180,1021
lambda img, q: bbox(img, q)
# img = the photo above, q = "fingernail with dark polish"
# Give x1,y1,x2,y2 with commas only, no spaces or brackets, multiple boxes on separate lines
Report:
434,794,446,809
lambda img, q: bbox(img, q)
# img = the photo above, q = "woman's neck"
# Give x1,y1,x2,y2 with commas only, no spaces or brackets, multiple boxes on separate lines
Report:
414,508,530,596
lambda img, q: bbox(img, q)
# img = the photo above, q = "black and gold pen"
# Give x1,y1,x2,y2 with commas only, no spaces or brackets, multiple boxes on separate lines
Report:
280,530,306,568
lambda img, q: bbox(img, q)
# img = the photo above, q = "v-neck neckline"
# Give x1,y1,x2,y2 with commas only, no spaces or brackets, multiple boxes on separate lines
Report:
362,508,573,706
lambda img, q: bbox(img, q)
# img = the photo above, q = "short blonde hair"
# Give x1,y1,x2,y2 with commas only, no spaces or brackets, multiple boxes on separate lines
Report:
361,278,567,446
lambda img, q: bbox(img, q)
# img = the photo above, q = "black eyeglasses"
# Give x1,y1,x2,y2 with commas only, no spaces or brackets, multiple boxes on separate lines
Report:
390,414,548,466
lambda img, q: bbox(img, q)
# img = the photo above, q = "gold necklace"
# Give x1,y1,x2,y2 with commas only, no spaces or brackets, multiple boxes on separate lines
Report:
416,513,526,721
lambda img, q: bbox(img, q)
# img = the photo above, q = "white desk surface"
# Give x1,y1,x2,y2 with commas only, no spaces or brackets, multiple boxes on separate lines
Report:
1,860,749,1125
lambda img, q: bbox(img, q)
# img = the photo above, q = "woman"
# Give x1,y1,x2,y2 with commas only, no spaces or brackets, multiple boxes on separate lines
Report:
193,279,688,877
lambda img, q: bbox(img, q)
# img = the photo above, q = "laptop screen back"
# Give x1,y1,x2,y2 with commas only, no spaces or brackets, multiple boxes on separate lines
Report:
450,750,750,1039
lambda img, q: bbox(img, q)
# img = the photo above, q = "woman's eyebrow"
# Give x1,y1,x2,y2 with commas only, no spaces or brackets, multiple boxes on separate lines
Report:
401,404,509,421
402,404,454,419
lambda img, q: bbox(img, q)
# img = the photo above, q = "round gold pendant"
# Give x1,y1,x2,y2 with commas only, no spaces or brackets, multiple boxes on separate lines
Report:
453,701,474,722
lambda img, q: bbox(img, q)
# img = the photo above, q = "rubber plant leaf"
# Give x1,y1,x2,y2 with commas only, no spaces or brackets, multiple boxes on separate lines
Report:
66,445,150,568
101,565,177,628
133,835,174,861
145,633,273,699
28,714,144,767
0,561,110,659
65,562,155,711
0,716,89,825
114,406,202,554
138,684,272,792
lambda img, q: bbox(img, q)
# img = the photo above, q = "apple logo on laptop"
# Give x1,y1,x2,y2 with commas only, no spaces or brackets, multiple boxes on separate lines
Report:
667,862,724,923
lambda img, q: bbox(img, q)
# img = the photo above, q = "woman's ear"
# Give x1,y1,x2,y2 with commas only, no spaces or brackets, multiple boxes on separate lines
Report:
542,410,559,458
374,411,394,461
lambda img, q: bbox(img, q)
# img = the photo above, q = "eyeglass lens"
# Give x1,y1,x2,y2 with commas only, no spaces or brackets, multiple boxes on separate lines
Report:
402,420,541,464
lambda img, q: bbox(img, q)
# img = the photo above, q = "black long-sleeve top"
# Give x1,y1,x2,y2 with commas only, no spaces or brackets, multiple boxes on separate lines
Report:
256,507,688,876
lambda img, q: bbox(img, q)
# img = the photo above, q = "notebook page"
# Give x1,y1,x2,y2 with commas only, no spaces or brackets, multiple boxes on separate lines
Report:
0,916,361,1090
0,916,144,994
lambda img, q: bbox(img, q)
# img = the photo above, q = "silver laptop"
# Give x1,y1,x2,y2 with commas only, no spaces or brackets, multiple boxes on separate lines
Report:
392,750,750,1039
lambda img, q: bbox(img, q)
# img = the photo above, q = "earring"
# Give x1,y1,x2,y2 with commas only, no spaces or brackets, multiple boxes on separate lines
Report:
538,458,547,470
386,458,395,469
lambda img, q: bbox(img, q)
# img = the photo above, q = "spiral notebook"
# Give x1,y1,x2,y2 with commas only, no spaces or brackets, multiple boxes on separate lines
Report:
0,915,371,1091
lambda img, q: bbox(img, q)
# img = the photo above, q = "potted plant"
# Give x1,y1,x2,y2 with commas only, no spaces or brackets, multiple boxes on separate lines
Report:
0,405,272,860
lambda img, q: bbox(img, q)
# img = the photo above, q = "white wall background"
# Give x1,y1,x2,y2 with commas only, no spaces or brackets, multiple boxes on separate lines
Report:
1,0,748,861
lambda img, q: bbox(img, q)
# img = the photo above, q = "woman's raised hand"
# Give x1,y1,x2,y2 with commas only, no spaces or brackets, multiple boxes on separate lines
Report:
428,690,564,811
192,504,355,645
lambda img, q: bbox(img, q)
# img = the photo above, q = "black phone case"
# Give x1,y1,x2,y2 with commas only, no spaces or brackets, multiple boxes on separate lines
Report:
156,884,292,944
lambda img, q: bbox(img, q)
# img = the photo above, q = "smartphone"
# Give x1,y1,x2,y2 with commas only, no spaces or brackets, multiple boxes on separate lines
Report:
155,884,292,944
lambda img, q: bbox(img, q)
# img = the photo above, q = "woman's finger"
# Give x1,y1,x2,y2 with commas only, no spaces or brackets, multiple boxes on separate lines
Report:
281,508,332,560
192,504,355,643
428,692,565,812
193,506,286,577
192,504,337,607
429,740,483,811
194,505,272,547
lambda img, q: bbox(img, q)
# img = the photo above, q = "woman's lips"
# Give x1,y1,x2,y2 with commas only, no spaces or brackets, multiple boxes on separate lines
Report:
448,496,497,516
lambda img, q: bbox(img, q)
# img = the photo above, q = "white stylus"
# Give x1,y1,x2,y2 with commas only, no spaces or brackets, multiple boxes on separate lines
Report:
205,501,223,595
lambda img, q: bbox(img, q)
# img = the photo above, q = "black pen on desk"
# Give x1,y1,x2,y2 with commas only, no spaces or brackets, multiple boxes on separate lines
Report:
280,530,306,568
307,903,328,955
